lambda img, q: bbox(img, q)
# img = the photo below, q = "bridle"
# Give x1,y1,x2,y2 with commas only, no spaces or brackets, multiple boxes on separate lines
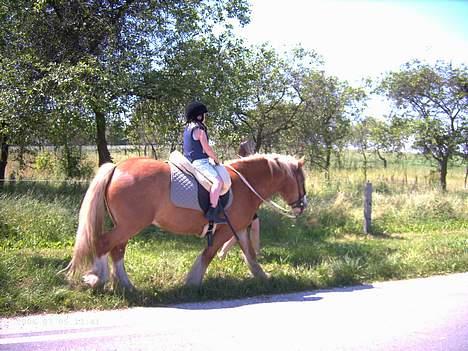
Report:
288,167,307,214
225,163,307,218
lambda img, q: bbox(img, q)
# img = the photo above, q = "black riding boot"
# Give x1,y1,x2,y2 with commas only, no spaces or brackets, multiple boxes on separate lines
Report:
205,204,227,224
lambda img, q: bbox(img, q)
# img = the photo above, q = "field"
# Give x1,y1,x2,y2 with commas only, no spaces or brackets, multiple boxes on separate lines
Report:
0,149,467,316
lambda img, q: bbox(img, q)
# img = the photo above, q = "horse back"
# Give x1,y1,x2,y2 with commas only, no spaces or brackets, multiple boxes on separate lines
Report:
106,158,170,224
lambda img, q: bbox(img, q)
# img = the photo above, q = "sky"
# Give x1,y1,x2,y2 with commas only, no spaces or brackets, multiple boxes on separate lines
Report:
238,0,468,89
239,0,468,118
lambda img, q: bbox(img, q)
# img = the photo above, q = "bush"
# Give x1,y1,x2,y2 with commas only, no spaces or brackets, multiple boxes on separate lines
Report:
34,151,57,175
34,149,94,180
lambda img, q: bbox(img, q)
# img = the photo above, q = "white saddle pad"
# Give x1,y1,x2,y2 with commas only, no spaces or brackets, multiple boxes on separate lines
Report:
168,150,231,195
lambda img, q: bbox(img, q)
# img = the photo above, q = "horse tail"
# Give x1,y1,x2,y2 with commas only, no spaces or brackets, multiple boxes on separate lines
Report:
63,163,116,280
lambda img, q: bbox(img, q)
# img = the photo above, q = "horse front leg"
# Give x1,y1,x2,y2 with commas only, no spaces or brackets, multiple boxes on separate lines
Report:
236,229,269,280
185,227,232,286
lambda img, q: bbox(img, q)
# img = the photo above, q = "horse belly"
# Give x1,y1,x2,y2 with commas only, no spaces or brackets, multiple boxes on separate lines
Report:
152,207,207,235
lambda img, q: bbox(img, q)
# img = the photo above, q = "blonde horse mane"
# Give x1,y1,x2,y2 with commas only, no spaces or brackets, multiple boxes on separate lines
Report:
227,153,300,178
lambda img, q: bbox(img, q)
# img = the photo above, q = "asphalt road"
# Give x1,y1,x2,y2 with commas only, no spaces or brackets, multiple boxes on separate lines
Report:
1,273,468,351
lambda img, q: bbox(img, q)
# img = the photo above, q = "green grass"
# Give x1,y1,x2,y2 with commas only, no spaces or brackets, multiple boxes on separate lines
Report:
0,159,467,317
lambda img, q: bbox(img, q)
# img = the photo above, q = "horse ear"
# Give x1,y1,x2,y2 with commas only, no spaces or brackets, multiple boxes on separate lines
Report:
298,156,305,168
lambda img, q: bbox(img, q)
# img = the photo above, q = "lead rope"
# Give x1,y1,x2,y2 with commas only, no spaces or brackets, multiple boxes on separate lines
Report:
224,164,296,219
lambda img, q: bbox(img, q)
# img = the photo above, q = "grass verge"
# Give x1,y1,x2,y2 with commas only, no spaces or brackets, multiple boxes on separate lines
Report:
0,178,467,317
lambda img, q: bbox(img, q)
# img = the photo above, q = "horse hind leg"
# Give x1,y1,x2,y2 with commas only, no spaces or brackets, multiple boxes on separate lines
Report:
82,255,109,288
109,241,134,290
82,225,134,289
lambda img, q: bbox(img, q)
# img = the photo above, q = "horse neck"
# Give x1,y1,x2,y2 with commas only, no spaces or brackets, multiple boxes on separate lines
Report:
236,157,285,198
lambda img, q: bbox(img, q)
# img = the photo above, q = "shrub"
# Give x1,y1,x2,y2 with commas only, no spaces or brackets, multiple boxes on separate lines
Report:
34,151,57,175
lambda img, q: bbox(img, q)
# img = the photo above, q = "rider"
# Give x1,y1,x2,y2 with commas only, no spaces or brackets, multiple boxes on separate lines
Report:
183,101,226,224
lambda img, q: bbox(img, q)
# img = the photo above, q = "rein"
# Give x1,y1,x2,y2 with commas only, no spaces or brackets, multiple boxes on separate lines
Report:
225,164,297,219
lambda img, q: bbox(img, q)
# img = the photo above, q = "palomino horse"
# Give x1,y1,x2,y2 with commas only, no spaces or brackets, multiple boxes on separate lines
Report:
65,154,307,289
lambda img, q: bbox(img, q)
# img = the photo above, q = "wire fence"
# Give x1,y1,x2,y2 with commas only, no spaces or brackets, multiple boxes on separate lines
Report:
0,178,89,184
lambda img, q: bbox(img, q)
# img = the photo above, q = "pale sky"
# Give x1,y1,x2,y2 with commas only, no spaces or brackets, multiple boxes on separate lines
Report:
239,0,468,85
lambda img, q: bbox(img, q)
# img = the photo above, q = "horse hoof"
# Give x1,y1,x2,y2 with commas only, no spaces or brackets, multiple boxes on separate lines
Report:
83,273,100,288
257,271,271,280
112,280,135,292
185,276,203,287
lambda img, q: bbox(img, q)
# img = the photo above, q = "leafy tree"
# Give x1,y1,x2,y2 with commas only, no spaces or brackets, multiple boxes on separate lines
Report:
367,115,411,168
127,32,256,158
0,0,251,174
380,60,467,191
230,46,320,152
351,118,373,180
295,71,367,178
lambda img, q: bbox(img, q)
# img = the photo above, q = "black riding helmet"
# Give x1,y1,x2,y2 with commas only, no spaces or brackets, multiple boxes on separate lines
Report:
185,101,208,122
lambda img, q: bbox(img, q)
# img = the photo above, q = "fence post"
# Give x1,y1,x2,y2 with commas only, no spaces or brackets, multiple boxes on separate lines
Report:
364,181,372,234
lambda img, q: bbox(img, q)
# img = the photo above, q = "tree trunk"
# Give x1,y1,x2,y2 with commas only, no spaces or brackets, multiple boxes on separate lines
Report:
439,157,448,192
254,132,262,153
464,165,467,189
324,147,331,180
361,150,368,181
376,149,387,169
0,134,9,187
95,110,112,166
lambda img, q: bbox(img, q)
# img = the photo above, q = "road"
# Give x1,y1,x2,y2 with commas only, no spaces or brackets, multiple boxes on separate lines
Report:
1,273,468,351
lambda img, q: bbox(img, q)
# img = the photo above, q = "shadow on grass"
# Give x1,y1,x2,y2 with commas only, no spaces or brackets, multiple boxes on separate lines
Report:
261,240,396,268
107,274,375,311
30,255,70,270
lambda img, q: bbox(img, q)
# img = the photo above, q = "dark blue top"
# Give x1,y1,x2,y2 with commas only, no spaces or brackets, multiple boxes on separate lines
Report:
183,122,209,162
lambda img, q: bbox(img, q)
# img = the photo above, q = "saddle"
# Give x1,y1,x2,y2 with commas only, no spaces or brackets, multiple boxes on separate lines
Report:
168,151,233,214
169,151,231,194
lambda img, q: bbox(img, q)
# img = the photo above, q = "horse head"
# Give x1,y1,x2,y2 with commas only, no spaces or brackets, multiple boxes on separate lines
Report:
271,155,308,216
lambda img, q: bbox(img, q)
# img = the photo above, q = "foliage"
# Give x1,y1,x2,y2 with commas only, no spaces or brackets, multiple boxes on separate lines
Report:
231,45,321,152
366,116,412,168
0,0,252,167
379,60,468,191
128,34,255,153
293,71,367,177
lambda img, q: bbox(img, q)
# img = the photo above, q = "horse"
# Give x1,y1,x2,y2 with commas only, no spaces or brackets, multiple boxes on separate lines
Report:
64,153,307,290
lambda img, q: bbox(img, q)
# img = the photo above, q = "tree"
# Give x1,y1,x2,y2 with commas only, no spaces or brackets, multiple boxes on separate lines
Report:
367,115,411,168
351,118,373,180
295,71,366,178
231,46,320,152
125,32,258,159
380,60,467,191
0,0,251,171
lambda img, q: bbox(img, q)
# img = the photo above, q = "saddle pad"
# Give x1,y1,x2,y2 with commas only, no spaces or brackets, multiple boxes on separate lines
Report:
170,164,233,212
169,150,231,195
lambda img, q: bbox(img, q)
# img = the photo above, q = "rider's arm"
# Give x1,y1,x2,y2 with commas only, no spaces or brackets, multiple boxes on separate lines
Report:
194,128,220,164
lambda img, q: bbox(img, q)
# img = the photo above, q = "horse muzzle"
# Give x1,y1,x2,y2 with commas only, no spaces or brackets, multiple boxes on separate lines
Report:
291,195,307,216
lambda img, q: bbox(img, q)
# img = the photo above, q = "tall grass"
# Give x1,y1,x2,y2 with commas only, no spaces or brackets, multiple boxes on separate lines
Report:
0,150,467,316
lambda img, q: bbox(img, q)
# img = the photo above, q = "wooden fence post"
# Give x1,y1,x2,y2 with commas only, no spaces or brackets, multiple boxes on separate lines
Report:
364,181,372,234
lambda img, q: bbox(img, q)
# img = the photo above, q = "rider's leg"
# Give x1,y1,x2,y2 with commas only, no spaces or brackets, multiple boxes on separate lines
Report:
205,176,226,224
